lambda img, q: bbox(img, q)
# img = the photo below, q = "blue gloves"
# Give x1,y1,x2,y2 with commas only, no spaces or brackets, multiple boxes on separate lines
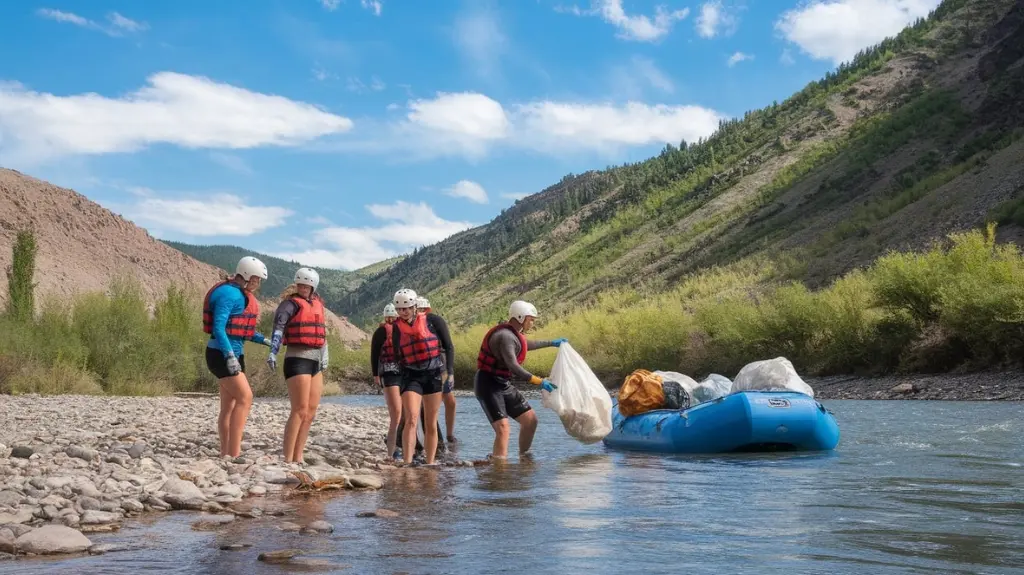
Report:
541,379,557,393
551,338,568,347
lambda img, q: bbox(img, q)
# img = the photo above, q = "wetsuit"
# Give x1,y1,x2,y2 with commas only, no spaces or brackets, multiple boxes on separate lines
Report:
475,328,555,423
205,282,267,378
370,324,402,387
389,313,455,396
269,298,329,379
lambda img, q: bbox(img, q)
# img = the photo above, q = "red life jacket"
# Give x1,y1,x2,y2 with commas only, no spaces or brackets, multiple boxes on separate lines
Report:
477,323,527,378
202,281,260,339
395,313,441,366
379,321,396,363
283,295,327,348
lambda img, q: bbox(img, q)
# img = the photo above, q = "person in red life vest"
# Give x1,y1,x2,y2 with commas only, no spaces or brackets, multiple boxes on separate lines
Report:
266,268,329,465
474,300,567,460
370,303,404,459
202,256,271,458
417,296,458,444
390,288,454,465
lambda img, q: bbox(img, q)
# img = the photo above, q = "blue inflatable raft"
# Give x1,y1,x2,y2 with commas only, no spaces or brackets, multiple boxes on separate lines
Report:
601,391,840,453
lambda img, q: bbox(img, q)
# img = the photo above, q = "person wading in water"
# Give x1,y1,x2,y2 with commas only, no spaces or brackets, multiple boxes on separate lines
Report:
267,268,329,466
390,288,454,465
474,300,566,460
417,296,458,445
202,256,270,458
370,303,404,459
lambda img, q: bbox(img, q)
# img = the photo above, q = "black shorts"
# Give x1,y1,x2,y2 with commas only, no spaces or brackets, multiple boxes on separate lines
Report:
284,357,322,379
401,368,443,396
206,347,245,379
474,371,533,424
381,373,402,388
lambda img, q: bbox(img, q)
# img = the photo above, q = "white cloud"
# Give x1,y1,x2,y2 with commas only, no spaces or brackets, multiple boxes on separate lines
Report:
775,0,940,65
727,51,754,67
361,0,383,16
445,180,489,204
595,0,690,42
312,66,338,81
0,71,354,165
124,193,293,236
36,8,148,37
780,48,796,66
453,5,508,81
696,1,738,38
276,201,475,269
319,0,342,11
620,56,674,94
330,91,725,160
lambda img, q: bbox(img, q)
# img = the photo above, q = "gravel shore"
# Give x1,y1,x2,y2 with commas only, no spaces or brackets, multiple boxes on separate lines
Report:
0,395,473,560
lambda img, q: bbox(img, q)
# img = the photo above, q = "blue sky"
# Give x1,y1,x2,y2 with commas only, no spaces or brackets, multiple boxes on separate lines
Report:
0,0,941,269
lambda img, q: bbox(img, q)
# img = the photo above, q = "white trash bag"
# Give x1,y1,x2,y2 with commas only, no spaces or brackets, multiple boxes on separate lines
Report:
696,374,733,403
543,343,614,444
730,357,815,397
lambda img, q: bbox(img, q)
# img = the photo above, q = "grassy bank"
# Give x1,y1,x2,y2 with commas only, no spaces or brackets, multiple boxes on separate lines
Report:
4,223,1023,396
0,231,357,396
439,224,1024,387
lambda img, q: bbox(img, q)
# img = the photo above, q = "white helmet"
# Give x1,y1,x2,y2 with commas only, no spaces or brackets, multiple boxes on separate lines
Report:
383,303,398,317
236,256,268,281
509,300,538,323
393,288,418,309
294,267,320,291
416,296,431,309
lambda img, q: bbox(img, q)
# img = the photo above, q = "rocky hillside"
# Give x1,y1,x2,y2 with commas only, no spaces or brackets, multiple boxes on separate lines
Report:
0,169,368,346
0,168,224,309
340,0,1024,327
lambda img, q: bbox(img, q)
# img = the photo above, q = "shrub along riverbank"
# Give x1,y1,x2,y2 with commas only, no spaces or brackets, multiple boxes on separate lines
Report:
2,224,1022,397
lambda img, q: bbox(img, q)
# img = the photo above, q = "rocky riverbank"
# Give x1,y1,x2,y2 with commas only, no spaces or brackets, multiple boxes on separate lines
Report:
0,395,471,560
807,370,1024,401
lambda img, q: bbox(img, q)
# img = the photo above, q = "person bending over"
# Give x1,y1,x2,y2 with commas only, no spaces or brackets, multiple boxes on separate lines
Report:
474,300,566,460
267,268,329,465
202,256,270,458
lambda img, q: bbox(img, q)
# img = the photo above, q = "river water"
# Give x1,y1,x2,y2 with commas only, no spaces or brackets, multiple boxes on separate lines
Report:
7,396,1024,574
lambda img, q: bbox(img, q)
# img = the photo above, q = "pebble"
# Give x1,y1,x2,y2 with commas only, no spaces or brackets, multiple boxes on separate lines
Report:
0,395,397,557
356,508,399,518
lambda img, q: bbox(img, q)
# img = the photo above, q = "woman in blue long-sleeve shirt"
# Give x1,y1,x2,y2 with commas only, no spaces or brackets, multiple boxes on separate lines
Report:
202,256,270,458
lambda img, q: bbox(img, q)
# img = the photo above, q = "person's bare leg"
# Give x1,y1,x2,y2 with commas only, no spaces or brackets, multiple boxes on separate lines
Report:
283,374,311,462
422,392,443,464
515,410,538,455
490,418,511,459
401,391,422,464
218,382,235,456
222,374,253,458
442,392,456,440
384,385,402,457
293,372,323,463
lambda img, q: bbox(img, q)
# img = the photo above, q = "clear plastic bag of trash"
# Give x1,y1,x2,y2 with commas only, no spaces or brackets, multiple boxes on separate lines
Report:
696,374,733,403
544,343,614,444
730,357,815,397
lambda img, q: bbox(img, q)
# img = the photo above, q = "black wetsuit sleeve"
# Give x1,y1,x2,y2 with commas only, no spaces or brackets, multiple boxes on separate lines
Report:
527,340,554,351
272,300,299,334
370,326,385,377
428,314,455,376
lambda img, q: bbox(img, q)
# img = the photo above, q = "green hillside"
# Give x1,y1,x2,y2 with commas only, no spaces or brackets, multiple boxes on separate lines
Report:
161,241,390,309
339,0,1024,332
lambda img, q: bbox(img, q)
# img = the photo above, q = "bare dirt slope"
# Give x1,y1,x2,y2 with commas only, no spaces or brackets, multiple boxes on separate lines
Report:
0,168,368,346
0,168,224,309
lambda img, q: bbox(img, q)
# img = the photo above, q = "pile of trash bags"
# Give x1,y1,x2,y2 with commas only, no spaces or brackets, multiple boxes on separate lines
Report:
617,357,815,417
